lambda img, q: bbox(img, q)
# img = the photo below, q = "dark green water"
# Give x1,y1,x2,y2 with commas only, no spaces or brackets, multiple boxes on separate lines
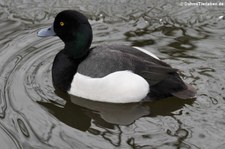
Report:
0,0,225,148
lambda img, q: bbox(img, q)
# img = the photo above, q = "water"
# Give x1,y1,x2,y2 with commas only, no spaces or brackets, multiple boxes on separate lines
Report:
0,0,225,148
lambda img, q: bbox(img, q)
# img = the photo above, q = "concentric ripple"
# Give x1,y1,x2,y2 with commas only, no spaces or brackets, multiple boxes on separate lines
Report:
0,28,114,148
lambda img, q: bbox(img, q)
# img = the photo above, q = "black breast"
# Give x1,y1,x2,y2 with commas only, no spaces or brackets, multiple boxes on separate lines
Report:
52,50,85,91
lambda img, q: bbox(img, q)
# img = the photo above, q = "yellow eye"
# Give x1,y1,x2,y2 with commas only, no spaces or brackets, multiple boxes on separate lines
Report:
60,22,64,26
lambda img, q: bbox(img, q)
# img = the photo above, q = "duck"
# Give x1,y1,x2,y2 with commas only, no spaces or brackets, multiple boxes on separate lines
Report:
37,10,196,103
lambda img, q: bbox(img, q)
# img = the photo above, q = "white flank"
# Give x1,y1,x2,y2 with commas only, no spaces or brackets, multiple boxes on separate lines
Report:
69,71,149,103
133,46,159,60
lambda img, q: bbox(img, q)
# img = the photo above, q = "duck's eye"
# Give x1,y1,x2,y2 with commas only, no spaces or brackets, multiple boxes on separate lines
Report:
60,22,64,27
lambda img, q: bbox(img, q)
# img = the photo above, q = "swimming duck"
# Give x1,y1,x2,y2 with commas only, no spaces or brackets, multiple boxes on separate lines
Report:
37,10,196,103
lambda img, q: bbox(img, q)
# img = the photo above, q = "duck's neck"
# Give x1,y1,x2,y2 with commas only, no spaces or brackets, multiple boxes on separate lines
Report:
64,24,93,59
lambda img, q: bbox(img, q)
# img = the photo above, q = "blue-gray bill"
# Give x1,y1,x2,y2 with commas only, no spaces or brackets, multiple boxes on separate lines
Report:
37,25,55,37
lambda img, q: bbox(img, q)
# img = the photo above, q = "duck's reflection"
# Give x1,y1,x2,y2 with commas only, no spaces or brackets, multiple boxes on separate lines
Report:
38,90,194,131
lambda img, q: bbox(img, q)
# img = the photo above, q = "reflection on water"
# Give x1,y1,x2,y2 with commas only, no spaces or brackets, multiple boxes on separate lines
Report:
38,94,194,148
0,0,225,148
39,94,194,129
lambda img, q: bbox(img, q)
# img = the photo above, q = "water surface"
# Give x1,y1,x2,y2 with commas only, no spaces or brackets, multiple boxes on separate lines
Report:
0,0,225,148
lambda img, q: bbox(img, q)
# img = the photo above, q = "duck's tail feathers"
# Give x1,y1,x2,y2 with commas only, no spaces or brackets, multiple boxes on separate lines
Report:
172,83,197,99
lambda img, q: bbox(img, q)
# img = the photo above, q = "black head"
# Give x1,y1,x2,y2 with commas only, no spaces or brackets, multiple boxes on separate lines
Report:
38,10,93,59
53,10,92,42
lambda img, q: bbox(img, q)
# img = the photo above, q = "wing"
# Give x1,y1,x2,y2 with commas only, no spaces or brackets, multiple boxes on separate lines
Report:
78,45,179,86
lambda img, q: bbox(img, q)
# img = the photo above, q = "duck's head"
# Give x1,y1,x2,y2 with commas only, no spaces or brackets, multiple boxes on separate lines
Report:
38,10,93,58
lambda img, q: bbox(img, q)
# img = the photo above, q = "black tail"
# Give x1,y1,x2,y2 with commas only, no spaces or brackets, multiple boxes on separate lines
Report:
149,73,197,100
172,83,196,99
